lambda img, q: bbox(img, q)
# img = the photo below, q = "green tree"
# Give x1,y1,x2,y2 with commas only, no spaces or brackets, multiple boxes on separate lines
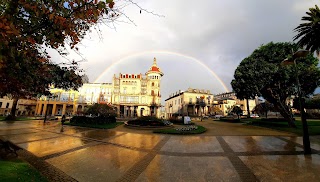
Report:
0,57,82,119
294,5,320,56
253,102,273,118
231,57,261,118
85,103,116,117
293,96,320,110
231,106,242,119
232,42,320,127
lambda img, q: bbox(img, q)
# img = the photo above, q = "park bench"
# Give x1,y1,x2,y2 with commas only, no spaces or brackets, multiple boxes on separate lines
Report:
0,137,21,157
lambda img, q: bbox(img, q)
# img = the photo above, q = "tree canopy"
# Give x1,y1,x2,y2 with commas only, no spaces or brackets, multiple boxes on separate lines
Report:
0,0,117,118
230,106,242,119
85,103,116,117
294,5,320,55
232,42,320,127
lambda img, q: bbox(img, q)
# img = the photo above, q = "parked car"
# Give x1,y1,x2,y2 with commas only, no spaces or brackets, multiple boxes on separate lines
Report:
202,115,209,119
214,115,223,119
250,114,259,118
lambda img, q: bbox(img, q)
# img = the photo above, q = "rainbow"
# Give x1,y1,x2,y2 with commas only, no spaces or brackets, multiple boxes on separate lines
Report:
94,50,230,92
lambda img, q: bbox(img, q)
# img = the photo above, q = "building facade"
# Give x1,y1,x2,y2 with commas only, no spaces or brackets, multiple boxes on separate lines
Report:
35,58,164,118
165,88,214,118
213,92,257,116
0,96,37,116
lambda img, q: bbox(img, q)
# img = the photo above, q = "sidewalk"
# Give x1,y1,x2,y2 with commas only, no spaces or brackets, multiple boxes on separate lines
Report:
0,120,319,182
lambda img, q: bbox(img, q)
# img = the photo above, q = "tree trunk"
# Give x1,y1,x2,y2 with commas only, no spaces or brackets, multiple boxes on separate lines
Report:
9,98,19,120
246,98,250,118
265,111,268,118
278,105,297,128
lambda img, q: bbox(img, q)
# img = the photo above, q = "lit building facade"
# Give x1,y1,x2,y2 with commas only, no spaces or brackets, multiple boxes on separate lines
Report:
35,58,164,118
0,96,36,116
165,88,214,118
213,92,257,116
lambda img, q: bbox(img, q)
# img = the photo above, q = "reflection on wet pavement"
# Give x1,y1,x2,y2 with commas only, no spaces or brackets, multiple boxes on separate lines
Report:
1,120,320,182
47,144,147,182
108,133,163,150
137,155,240,182
18,136,92,157
0,128,38,136
161,136,223,153
75,129,124,140
43,126,93,135
283,136,320,150
223,136,303,152
240,155,320,181
2,131,60,143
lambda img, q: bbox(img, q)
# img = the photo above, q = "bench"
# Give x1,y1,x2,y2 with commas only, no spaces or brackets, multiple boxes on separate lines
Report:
0,138,21,157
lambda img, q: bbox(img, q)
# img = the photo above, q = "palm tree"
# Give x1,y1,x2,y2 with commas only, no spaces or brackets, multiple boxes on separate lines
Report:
294,5,320,56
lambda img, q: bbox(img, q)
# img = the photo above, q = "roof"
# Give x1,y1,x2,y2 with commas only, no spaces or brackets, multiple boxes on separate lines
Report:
145,57,164,76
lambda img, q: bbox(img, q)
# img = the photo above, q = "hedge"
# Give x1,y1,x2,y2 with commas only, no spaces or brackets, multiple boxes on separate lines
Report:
70,116,116,125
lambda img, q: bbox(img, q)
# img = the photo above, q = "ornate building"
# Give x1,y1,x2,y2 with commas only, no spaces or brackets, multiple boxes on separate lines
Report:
35,58,164,118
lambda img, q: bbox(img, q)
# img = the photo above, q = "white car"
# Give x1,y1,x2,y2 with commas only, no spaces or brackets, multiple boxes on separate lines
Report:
250,114,259,118
214,115,223,119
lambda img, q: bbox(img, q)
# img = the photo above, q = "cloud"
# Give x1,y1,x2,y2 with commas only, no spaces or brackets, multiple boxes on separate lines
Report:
52,0,319,102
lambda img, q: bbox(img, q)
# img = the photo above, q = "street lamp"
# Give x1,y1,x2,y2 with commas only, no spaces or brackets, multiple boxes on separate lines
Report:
282,49,311,154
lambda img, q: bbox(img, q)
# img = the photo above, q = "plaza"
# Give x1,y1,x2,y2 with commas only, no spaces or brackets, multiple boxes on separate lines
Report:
1,119,319,182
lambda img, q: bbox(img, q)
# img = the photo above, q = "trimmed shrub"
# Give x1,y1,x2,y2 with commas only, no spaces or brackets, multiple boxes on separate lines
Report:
137,116,162,122
219,117,240,123
70,115,116,125
306,112,320,119
168,117,183,124
127,116,166,126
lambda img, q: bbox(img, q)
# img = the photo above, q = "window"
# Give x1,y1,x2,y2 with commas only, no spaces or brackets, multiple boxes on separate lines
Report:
175,100,177,105
189,98,192,103
123,87,127,94
151,90,154,95
0,102,2,108
6,103,9,108
152,82,154,86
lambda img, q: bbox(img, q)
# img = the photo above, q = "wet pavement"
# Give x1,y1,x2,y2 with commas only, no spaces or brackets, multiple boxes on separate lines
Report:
0,120,319,182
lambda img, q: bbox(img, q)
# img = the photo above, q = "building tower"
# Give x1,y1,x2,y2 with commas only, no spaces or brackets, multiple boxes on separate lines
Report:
146,57,164,117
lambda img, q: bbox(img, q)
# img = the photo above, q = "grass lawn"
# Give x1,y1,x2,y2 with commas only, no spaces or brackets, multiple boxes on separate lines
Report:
63,122,124,129
0,159,47,182
245,118,320,135
153,125,207,135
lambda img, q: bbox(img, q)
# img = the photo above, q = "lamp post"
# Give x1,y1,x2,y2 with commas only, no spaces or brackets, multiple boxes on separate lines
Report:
43,96,50,123
282,49,311,154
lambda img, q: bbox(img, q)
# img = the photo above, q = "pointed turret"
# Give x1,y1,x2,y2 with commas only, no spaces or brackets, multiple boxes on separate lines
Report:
146,57,164,76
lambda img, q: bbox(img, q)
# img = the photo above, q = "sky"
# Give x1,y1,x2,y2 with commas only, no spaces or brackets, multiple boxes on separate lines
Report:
50,0,319,104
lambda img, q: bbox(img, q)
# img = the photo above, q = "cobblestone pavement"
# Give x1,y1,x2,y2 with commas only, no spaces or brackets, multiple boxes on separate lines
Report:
0,120,320,182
